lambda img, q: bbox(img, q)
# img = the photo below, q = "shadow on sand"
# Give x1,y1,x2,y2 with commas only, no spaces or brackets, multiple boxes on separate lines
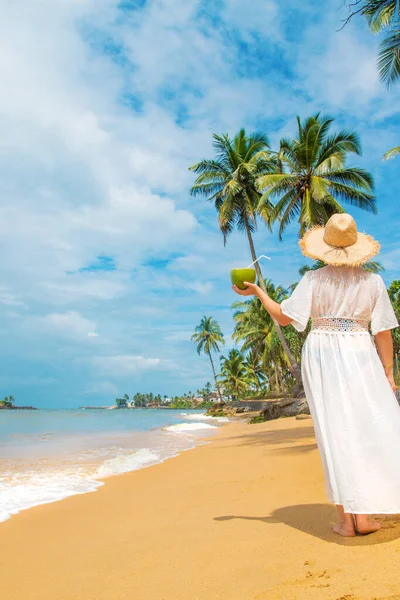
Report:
215,503,400,546
221,425,316,447
220,425,318,454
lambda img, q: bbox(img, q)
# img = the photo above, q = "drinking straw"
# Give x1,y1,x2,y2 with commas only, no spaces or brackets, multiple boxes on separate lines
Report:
246,255,272,268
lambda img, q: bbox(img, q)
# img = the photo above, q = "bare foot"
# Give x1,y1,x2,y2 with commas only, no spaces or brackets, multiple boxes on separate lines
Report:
354,516,381,535
332,521,356,537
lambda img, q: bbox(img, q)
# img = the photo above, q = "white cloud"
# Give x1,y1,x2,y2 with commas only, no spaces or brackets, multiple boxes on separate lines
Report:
25,311,99,341
297,29,379,109
91,355,163,376
187,281,213,294
0,288,26,307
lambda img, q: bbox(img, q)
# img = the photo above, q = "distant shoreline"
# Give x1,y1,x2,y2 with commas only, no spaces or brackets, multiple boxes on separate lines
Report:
78,406,203,410
0,406,37,411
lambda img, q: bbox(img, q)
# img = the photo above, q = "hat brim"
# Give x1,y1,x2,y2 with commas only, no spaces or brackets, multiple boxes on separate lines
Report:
300,226,380,267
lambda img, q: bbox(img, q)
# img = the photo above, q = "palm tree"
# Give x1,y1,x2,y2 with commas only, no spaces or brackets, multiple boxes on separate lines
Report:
189,130,302,385
298,259,384,276
243,349,267,391
232,281,302,394
258,114,376,239
218,349,249,399
384,145,400,159
204,381,213,399
388,280,400,363
116,393,129,408
191,316,225,402
362,0,400,86
0,395,15,408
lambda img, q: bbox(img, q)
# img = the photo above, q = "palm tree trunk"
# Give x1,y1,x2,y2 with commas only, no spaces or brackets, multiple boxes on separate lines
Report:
276,363,284,392
208,351,223,402
272,358,281,393
243,218,302,385
264,362,274,392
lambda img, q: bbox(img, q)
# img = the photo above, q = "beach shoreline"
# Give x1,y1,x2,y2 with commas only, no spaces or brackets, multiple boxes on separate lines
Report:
2,415,400,600
0,408,226,522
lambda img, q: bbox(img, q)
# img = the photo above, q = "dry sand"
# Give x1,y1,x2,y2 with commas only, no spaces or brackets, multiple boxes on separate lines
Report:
2,416,400,600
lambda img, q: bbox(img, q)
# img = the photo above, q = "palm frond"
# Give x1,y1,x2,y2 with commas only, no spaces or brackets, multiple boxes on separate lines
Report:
384,145,400,159
316,131,362,168
378,28,400,86
325,181,377,212
363,0,396,33
321,168,374,191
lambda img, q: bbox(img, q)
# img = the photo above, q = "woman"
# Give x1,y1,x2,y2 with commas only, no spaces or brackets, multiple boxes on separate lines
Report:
233,213,399,537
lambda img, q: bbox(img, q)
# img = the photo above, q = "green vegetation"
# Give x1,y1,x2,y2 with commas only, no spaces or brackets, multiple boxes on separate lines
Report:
0,395,15,408
191,316,225,402
115,393,130,408
232,279,304,395
343,1,400,86
113,387,217,409
189,129,302,384
258,114,376,239
299,259,384,276
363,0,400,86
218,349,249,399
384,145,400,160
388,281,400,384
249,414,267,424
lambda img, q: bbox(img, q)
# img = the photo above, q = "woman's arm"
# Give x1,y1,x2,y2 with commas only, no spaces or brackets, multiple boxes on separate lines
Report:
232,282,293,326
374,330,396,392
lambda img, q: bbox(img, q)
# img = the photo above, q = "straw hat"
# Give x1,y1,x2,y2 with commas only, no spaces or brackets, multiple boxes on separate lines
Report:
299,213,380,267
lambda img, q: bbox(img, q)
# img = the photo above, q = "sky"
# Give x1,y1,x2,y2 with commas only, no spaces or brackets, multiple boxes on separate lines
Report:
1,0,400,408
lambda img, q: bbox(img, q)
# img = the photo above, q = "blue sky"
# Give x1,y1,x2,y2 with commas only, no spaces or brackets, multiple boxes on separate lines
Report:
1,0,399,407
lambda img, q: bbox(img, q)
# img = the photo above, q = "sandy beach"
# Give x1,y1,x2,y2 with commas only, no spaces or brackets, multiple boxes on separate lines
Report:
2,415,400,600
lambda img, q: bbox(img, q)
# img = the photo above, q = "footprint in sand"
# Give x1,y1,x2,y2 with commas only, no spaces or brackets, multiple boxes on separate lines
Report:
255,566,334,598
309,570,331,588
305,568,330,580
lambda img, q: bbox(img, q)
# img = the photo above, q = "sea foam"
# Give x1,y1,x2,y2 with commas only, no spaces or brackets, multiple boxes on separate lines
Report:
0,471,101,523
180,413,230,423
164,422,218,433
96,449,160,478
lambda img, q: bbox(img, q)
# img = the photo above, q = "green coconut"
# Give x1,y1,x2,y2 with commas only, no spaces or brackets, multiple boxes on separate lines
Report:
230,268,256,290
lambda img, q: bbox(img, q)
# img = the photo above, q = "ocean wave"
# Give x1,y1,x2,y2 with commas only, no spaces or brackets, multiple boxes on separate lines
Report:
96,449,160,478
180,412,213,420
0,471,101,523
164,422,218,433
0,411,224,522
180,413,230,423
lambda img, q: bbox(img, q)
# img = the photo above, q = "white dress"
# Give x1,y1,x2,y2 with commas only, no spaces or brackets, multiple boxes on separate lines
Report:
281,266,400,514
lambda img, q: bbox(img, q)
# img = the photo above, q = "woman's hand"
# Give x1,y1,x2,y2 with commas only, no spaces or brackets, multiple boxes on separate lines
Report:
232,282,260,296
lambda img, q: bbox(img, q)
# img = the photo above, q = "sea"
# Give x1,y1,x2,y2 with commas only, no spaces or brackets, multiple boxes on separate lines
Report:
0,408,229,522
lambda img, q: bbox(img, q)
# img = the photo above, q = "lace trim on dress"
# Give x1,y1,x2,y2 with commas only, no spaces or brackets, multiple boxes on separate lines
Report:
311,317,369,334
